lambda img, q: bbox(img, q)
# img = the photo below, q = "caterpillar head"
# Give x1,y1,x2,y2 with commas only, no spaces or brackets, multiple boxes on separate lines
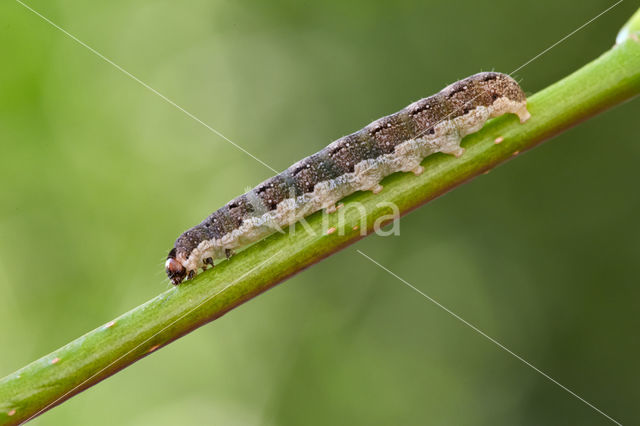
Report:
165,248,187,285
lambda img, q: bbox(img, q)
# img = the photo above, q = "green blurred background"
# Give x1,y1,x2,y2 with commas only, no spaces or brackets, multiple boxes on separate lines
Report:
1,0,638,424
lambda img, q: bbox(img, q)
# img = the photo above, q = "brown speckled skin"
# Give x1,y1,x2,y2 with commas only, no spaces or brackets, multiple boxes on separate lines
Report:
167,72,526,283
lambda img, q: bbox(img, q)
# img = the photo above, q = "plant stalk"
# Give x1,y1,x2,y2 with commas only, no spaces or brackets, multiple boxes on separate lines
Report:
1,18,639,425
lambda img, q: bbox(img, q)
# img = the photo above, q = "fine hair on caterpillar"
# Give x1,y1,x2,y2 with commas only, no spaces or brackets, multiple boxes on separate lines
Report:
166,72,530,285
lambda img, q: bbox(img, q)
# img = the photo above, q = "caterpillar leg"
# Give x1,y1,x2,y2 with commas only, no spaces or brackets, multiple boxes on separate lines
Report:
411,166,424,176
187,270,196,280
371,184,384,194
516,106,531,123
325,204,338,214
225,249,235,259
442,146,465,158
203,257,214,270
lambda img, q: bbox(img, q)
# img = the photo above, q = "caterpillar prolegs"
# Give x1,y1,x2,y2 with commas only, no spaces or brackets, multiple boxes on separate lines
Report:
165,72,530,284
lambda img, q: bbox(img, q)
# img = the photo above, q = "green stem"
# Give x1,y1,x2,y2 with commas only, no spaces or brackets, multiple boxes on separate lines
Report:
2,18,639,426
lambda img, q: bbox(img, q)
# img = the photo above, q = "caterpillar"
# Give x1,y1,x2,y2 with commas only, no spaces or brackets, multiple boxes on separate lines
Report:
166,72,530,285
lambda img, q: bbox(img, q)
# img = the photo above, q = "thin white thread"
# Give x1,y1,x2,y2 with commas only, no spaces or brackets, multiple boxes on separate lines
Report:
19,251,281,425
12,1,625,423
13,0,622,173
356,250,622,426
412,0,623,141
13,0,279,174
510,0,624,75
